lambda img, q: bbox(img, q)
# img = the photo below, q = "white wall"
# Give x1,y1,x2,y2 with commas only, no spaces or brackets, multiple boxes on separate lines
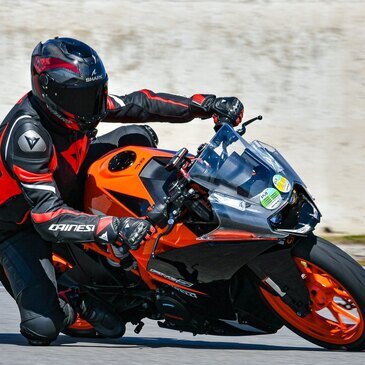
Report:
0,0,364,233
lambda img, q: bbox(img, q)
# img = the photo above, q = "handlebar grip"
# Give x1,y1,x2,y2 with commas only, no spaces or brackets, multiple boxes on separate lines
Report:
146,202,169,228
217,116,232,124
214,116,234,132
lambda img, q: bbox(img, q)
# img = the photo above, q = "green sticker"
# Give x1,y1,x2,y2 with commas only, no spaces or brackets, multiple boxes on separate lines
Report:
260,188,281,210
273,174,291,193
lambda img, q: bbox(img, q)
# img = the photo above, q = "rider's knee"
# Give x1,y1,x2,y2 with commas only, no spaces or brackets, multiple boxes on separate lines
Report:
115,124,159,148
20,315,62,345
140,125,159,147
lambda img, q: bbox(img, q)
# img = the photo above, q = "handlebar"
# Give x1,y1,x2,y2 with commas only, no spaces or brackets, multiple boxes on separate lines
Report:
148,114,264,256
216,115,263,135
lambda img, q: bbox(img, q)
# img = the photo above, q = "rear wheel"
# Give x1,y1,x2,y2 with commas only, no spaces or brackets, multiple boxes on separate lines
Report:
260,236,365,351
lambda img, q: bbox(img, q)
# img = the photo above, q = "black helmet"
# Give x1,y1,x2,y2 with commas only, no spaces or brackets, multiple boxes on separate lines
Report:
31,37,108,131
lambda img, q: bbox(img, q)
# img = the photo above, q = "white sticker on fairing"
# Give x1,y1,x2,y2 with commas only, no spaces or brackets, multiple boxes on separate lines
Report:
272,174,291,193
259,188,281,210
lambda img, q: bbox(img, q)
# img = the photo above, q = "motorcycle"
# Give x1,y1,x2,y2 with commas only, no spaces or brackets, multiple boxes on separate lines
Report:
2,116,365,351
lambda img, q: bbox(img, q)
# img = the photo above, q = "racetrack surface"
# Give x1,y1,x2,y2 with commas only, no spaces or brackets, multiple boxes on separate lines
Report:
1,287,364,365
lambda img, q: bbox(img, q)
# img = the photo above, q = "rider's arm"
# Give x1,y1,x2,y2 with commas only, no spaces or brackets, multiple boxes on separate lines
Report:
4,117,119,244
104,90,217,123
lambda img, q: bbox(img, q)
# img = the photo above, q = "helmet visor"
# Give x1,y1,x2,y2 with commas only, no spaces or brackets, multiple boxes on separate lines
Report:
46,79,107,119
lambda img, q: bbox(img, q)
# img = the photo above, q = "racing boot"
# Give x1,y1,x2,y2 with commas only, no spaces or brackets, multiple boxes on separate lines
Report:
60,289,125,338
78,296,126,338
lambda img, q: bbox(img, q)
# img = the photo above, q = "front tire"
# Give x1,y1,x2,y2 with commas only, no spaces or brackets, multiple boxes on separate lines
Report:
261,235,365,351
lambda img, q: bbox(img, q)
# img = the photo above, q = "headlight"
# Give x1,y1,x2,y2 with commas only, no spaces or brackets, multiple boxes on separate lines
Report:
289,189,298,205
269,184,321,236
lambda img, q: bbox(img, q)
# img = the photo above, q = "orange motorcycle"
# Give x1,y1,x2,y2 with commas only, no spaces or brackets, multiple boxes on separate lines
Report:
5,117,365,350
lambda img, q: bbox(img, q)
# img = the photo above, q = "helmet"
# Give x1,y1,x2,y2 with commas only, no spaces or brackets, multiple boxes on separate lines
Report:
31,37,108,131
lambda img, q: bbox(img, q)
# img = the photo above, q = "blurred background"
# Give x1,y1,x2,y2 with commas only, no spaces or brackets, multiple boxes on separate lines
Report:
0,0,364,235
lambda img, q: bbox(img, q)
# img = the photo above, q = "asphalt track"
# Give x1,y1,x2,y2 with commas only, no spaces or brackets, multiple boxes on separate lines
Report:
1,286,364,365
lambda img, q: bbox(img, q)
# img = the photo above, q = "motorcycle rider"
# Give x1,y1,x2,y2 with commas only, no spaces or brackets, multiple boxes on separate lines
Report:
0,37,244,345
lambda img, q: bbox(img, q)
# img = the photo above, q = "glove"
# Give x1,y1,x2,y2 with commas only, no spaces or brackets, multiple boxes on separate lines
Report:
212,97,244,130
117,217,155,250
190,94,243,128
95,216,155,250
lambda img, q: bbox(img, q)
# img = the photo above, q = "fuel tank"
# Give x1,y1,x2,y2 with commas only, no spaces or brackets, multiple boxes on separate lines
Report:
84,146,175,218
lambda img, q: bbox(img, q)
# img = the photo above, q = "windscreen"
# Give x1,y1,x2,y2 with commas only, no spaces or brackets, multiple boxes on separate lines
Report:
189,124,303,211
188,125,313,238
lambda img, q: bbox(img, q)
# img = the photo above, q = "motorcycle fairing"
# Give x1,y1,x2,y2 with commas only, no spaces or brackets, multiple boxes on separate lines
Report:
81,127,316,336
84,147,175,218
188,124,320,238
147,240,277,284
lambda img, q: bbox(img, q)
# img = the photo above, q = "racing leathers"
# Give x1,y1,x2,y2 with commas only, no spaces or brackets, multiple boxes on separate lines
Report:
0,90,221,244
0,88,243,344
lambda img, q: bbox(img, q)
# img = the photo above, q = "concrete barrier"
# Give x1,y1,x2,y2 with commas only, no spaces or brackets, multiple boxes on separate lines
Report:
0,0,364,234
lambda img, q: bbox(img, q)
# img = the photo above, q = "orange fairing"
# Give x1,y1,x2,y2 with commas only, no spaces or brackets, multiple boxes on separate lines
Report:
52,253,73,271
52,254,93,332
83,145,268,292
202,229,278,242
68,313,94,331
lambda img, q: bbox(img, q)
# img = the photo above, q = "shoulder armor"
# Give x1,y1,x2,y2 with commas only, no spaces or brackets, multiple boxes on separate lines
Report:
5,117,53,169
14,119,52,153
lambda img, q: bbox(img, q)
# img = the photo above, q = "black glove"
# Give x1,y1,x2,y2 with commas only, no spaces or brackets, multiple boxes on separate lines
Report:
95,216,155,251
211,97,244,130
117,217,155,250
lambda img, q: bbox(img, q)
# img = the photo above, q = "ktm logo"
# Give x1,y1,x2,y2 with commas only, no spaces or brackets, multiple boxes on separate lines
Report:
48,224,95,232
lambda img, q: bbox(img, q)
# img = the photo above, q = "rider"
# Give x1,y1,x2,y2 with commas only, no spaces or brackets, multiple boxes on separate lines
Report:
0,37,244,345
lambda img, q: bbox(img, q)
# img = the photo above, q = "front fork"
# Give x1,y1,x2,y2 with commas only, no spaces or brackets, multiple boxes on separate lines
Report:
247,241,311,317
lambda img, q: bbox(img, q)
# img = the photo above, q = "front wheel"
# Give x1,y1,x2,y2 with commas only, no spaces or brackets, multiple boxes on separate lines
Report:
260,236,365,351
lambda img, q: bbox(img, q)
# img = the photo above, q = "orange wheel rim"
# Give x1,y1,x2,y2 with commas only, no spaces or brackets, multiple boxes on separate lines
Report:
261,257,364,345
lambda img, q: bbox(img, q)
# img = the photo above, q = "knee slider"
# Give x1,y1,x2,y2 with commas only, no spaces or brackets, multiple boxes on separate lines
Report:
113,125,158,148
20,316,61,344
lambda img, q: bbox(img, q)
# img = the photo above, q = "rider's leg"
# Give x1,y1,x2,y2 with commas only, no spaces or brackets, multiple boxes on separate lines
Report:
0,228,125,344
83,124,158,170
0,228,75,345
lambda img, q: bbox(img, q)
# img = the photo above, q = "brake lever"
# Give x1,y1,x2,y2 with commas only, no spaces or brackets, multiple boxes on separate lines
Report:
150,186,195,258
151,214,176,258
237,115,263,135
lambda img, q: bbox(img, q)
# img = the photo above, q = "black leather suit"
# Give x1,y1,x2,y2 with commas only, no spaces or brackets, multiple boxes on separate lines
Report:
0,89,214,342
